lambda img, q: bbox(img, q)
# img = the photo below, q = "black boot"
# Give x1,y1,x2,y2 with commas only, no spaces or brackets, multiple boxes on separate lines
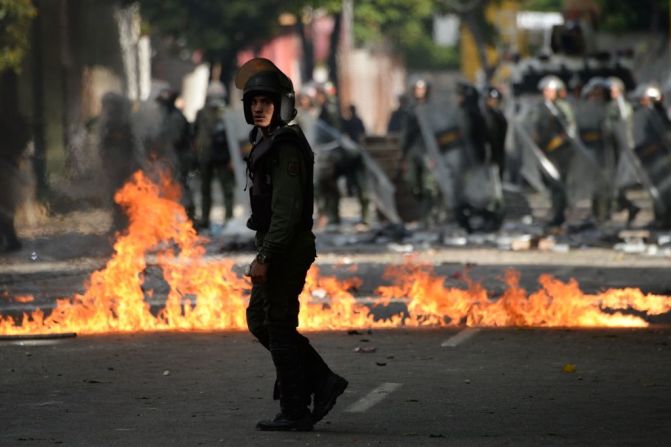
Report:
312,372,348,424
256,411,313,432
265,333,312,431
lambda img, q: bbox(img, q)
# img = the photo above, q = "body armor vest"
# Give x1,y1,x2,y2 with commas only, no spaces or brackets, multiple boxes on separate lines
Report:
246,124,314,232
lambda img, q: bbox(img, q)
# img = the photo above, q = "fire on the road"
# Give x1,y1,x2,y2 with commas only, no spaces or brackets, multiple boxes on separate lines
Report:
1,171,670,335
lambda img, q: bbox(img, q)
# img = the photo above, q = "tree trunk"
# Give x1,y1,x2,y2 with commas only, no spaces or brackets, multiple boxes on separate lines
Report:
328,11,342,89
297,18,315,83
31,0,47,198
463,12,495,83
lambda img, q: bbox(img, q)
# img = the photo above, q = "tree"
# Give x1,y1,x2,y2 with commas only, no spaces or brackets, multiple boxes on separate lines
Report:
138,0,293,92
0,0,37,72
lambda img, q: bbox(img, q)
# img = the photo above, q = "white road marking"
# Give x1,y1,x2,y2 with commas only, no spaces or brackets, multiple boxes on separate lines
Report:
344,382,403,413
441,328,480,347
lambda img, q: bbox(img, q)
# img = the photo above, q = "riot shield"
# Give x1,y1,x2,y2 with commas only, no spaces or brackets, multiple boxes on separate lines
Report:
630,109,671,216
545,101,609,185
313,119,402,224
413,102,459,206
223,108,251,215
512,118,561,192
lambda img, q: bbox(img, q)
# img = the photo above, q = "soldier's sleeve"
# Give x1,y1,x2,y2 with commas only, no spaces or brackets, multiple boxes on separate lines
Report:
261,142,305,259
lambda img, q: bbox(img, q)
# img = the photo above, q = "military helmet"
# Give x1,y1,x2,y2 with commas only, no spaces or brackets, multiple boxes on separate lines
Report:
235,58,296,125
537,75,565,91
485,86,503,100
456,81,479,102
581,77,608,98
606,77,625,92
645,83,662,102
410,77,431,100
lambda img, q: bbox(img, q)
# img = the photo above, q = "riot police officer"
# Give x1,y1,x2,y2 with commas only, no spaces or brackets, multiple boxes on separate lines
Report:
193,87,234,230
577,77,613,222
155,89,195,221
236,58,347,431
632,83,671,228
482,86,508,181
533,76,576,227
97,92,138,231
314,85,343,226
605,77,640,223
400,79,438,226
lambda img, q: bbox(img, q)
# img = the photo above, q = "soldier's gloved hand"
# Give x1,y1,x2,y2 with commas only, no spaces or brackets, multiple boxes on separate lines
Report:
249,259,269,284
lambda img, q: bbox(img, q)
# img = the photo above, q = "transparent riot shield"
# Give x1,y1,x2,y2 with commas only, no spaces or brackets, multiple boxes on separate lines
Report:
312,119,401,224
630,108,671,216
512,118,561,193
413,102,459,206
223,108,251,216
572,100,609,202
545,100,609,187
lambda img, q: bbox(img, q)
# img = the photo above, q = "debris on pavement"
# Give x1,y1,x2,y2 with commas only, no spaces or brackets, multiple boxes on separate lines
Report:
354,346,376,353
562,363,577,373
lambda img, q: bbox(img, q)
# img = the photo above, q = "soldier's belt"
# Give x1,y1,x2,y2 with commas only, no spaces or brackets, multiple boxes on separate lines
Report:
580,130,603,143
544,135,566,153
435,129,462,152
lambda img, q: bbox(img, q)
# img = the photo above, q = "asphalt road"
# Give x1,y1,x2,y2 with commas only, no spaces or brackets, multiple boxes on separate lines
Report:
1,327,669,446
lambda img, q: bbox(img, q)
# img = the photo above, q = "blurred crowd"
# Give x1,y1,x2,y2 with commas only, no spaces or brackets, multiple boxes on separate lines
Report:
2,68,671,254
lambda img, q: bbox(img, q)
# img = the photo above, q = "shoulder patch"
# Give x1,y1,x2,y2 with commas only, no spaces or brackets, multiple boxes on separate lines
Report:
287,159,300,177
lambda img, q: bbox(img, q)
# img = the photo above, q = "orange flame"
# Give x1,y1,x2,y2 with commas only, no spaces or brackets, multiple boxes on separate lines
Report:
0,171,670,335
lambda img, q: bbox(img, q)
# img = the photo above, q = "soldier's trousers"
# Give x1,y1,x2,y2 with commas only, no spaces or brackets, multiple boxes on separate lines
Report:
200,161,234,224
246,246,332,417
545,149,573,225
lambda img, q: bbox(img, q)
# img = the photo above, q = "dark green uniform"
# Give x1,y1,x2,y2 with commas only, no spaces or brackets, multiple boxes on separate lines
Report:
245,124,336,420
193,103,234,227
533,99,576,225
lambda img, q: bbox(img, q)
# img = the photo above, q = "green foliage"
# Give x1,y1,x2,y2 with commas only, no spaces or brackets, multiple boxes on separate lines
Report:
138,0,292,60
519,0,563,11
403,32,459,69
0,0,36,72
596,0,669,32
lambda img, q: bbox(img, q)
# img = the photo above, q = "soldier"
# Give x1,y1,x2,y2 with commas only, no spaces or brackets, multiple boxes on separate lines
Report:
313,86,342,226
400,79,437,227
236,58,348,431
0,72,30,253
454,82,503,232
605,77,640,223
387,94,409,134
482,86,508,181
532,76,576,227
577,77,613,222
193,86,234,230
155,89,195,222
632,84,671,228
97,92,139,231
341,104,370,224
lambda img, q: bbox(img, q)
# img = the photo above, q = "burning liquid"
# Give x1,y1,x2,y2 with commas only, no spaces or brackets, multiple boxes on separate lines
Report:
1,171,670,335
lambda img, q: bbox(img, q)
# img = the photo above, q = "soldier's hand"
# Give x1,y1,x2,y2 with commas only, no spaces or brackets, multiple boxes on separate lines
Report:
249,259,269,285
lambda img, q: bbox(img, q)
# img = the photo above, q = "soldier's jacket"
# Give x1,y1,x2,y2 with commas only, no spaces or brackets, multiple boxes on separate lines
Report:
247,125,315,261
193,104,224,162
576,100,609,163
400,104,426,162
532,100,574,155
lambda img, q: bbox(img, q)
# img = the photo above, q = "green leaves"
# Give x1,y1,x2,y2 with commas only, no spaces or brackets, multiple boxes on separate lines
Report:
0,0,37,72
